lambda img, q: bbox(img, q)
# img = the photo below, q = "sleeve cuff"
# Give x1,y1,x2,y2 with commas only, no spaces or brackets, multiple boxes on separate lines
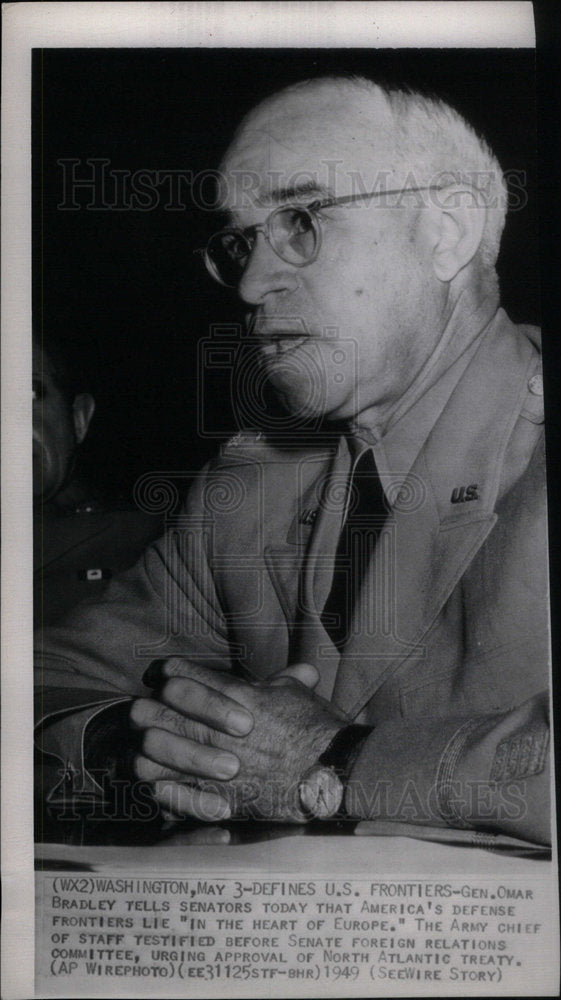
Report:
343,693,550,843
35,696,133,800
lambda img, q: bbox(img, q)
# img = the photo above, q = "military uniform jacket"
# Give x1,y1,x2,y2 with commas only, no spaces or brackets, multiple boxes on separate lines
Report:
36,308,551,844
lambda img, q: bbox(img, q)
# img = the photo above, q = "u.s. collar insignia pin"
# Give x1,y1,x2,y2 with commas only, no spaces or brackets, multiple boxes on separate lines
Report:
300,508,317,525
78,568,112,581
451,484,479,504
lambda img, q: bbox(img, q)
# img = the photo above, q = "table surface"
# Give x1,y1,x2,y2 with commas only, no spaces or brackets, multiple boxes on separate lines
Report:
35,831,554,876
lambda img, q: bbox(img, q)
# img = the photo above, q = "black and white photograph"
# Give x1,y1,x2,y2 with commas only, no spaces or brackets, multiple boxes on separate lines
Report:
2,2,559,997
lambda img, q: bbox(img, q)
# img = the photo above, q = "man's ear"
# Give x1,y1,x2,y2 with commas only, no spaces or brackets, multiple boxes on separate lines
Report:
427,186,487,282
72,392,95,444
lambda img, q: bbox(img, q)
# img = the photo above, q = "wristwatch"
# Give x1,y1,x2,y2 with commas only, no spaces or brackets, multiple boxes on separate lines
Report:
298,724,373,820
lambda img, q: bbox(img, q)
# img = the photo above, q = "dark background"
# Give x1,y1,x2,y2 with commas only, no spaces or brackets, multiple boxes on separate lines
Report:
33,47,543,495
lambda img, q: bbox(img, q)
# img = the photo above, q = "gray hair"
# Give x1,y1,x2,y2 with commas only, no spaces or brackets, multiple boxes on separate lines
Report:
282,75,508,273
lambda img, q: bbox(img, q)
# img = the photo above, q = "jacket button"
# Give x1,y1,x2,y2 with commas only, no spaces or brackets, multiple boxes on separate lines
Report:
528,373,543,396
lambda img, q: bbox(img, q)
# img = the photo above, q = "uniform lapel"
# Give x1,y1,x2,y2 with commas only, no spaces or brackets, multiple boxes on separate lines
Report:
332,456,497,713
263,445,344,668
293,440,353,697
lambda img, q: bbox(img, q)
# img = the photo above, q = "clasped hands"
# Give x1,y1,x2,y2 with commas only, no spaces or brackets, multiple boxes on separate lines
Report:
130,660,345,823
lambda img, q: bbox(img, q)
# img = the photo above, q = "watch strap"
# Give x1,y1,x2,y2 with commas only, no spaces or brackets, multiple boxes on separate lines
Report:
318,723,373,817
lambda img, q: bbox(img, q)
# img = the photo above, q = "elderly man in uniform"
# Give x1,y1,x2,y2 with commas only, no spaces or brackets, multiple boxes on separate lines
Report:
36,77,550,845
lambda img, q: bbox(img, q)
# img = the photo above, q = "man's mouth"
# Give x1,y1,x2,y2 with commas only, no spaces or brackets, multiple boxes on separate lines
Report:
259,333,310,360
247,314,312,360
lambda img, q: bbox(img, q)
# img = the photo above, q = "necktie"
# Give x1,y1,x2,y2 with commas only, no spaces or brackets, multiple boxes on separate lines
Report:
320,448,388,648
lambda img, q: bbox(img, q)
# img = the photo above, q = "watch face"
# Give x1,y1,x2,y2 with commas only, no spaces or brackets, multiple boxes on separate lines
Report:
299,765,344,819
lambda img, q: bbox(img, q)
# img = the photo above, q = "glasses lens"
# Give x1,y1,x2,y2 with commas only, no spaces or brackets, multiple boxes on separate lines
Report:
270,207,318,264
207,230,252,286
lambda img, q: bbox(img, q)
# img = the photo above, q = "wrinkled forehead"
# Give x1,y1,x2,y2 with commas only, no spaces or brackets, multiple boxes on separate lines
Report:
217,84,397,212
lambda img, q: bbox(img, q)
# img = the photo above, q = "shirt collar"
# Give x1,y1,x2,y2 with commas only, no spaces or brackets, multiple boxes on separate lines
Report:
347,289,500,483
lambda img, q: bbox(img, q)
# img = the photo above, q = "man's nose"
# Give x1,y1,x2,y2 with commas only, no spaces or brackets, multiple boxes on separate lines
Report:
237,234,298,305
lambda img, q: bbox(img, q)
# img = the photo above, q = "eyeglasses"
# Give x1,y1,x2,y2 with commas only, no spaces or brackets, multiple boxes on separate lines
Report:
196,186,439,288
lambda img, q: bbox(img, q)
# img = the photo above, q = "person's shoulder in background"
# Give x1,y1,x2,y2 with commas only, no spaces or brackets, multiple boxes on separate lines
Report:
34,484,165,628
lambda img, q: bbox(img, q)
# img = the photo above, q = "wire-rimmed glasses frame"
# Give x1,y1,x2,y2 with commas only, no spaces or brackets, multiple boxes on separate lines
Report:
196,185,440,288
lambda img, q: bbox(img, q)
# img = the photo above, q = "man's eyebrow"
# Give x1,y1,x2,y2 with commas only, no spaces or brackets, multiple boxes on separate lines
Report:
260,181,333,206
221,181,334,226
